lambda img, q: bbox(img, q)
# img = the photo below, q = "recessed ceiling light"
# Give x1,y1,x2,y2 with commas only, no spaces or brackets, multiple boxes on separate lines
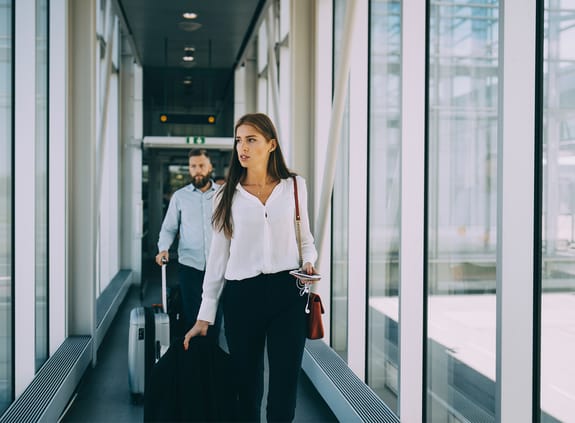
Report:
178,21,202,32
182,12,198,20
182,56,195,62
183,80,192,85
184,46,195,52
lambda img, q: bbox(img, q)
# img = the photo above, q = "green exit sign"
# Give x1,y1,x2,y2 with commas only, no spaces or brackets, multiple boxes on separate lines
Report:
186,136,205,144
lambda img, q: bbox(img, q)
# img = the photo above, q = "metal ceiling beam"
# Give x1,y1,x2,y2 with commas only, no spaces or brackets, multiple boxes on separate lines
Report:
314,0,360,268
111,0,142,66
266,4,282,142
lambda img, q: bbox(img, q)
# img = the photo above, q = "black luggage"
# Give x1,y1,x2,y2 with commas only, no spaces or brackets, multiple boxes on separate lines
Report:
167,284,187,340
143,336,237,422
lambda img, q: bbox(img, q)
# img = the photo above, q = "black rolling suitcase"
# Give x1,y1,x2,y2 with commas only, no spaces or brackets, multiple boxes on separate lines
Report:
127,260,170,403
144,337,237,422
166,283,187,340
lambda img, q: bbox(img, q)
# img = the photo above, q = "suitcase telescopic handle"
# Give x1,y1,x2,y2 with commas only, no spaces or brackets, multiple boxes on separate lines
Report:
161,258,167,313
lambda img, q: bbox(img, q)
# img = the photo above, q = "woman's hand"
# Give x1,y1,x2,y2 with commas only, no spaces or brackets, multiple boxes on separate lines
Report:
301,262,320,283
183,320,210,350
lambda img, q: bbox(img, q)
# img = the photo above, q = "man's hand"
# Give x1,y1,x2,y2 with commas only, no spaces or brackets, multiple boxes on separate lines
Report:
155,250,169,266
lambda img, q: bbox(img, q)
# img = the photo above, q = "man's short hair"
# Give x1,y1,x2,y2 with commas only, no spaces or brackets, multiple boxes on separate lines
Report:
188,149,210,160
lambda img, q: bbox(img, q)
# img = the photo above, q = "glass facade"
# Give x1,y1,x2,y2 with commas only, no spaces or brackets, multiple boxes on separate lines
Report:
426,1,499,421
540,1,575,421
0,0,12,414
35,0,48,372
367,0,401,413
331,0,350,361
3,1,575,420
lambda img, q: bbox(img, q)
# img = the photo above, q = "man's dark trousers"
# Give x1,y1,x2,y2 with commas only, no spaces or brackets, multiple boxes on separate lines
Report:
178,263,222,341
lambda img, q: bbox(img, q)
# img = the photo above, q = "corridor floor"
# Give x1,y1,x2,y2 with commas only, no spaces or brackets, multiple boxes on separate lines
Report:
61,261,337,422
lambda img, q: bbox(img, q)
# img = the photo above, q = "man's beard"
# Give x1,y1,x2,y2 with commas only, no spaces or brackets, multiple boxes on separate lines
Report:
191,174,211,189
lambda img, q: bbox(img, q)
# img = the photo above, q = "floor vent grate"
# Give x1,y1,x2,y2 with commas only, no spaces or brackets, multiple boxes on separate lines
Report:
303,340,399,423
0,336,91,423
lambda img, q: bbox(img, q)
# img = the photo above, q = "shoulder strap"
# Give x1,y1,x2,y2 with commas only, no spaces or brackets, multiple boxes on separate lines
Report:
292,176,302,267
293,175,301,221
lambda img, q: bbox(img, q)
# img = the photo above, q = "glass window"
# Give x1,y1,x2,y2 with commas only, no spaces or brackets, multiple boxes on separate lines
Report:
427,1,499,421
331,0,350,361
35,0,48,372
367,0,401,413
0,0,13,414
540,1,575,421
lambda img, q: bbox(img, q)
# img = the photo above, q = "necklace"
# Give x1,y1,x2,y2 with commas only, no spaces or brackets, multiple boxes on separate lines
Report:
244,182,267,197
243,179,276,197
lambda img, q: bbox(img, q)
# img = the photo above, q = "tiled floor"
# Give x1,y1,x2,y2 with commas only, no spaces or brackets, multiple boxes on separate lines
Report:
62,261,337,422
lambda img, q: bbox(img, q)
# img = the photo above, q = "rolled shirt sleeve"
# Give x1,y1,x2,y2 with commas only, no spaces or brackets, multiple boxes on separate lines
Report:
296,176,318,267
157,195,179,252
197,194,230,324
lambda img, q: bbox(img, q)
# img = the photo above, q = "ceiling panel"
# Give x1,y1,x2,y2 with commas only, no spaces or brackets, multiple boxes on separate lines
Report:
118,0,264,68
117,0,265,136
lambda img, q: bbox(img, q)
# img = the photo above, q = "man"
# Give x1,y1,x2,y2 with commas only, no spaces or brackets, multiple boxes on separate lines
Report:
156,149,221,339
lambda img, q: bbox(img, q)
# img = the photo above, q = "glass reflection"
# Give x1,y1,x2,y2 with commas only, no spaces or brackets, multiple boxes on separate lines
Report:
367,0,401,414
0,0,12,414
331,0,350,361
541,1,575,421
35,0,48,372
427,1,499,421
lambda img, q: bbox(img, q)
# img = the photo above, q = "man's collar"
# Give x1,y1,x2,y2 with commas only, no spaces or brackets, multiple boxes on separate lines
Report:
189,179,217,193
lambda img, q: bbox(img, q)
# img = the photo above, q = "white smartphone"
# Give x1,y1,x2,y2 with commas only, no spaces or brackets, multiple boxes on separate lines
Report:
289,270,321,281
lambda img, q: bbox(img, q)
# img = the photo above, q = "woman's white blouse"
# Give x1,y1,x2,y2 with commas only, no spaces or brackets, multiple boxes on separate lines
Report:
197,175,317,324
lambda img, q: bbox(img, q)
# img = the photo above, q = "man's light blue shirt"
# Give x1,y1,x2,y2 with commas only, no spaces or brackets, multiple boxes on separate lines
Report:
157,181,219,270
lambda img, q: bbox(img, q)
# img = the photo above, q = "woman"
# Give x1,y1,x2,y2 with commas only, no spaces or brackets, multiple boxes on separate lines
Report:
183,112,319,422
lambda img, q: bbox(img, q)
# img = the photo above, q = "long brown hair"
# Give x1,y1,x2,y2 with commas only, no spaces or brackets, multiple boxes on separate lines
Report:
213,113,294,238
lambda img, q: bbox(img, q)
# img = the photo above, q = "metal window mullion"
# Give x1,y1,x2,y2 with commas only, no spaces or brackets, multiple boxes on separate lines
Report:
496,1,537,421
119,59,143,284
399,0,426,421
278,41,291,168
14,0,37,397
265,5,282,142
48,0,68,356
109,0,141,66
95,0,116,217
314,0,360,265
311,0,333,340
289,0,314,181
532,0,544,418
68,0,97,365
347,0,369,380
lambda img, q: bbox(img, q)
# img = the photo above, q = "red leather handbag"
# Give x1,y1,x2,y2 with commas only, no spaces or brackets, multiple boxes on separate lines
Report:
307,292,325,340
293,176,324,340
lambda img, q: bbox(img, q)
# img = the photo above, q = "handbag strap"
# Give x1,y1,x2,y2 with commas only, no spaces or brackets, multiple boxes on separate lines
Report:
292,175,303,268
